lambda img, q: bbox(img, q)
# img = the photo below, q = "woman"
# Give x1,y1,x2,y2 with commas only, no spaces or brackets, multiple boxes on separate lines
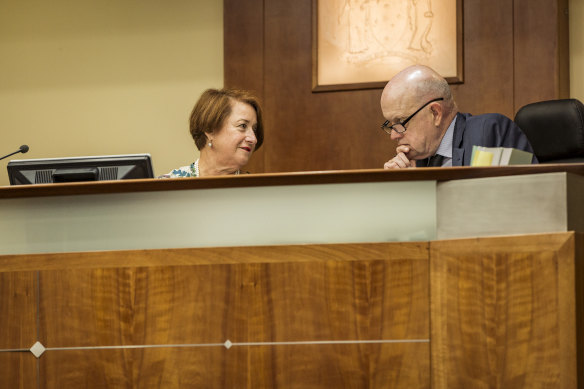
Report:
162,88,264,177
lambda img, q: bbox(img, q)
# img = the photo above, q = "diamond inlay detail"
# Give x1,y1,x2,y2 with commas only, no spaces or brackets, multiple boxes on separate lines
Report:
224,340,233,349
30,341,46,358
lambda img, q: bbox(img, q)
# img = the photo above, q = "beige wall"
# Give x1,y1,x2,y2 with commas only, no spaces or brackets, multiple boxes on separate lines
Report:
0,0,222,186
0,1,583,186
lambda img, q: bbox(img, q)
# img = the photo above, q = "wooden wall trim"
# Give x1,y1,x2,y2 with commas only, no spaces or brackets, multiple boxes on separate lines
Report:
0,241,429,272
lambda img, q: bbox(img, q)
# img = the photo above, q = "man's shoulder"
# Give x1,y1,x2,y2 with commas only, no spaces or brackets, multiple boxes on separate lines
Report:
462,112,514,126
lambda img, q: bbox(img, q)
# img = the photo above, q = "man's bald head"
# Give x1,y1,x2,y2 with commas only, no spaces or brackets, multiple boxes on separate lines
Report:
381,65,456,117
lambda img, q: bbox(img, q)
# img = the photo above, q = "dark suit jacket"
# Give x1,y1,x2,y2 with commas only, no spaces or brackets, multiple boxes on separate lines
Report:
417,112,538,167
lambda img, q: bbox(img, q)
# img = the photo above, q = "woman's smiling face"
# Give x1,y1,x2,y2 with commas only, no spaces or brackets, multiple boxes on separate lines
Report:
208,100,258,170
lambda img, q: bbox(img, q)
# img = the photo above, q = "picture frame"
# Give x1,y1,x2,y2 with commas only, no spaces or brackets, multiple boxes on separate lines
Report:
312,0,464,92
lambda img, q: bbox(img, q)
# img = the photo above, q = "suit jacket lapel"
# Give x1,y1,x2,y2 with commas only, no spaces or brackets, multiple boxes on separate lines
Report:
452,112,465,166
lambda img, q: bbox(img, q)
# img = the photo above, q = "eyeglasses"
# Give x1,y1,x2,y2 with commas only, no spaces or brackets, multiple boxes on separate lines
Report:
381,97,444,135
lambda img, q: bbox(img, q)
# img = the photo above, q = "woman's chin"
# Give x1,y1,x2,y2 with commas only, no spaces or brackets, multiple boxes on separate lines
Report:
236,154,252,166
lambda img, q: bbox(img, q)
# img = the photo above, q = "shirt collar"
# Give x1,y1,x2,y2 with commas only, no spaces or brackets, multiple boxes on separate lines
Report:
435,116,456,158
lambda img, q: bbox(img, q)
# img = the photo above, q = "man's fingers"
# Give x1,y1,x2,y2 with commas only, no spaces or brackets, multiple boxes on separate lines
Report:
384,148,416,169
395,152,410,165
384,155,408,169
384,160,402,169
396,145,410,154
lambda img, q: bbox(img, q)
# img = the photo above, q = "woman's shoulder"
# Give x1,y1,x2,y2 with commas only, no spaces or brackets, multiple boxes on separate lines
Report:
158,163,197,178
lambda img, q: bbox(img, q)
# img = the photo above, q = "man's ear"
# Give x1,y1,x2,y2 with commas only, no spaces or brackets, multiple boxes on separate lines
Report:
430,103,443,127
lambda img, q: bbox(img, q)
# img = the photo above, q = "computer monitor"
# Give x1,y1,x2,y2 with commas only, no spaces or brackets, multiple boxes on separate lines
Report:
7,153,154,185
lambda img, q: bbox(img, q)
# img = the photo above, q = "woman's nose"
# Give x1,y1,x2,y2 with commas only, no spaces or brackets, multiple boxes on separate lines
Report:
247,129,257,144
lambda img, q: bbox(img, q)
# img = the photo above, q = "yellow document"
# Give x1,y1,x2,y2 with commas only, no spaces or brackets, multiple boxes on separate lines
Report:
472,150,494,166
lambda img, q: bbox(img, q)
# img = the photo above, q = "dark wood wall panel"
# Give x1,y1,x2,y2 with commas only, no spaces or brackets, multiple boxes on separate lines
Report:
262,0,387,172
224,0,570,173
223,0,266,173
513,0,570,112
451,0,515,118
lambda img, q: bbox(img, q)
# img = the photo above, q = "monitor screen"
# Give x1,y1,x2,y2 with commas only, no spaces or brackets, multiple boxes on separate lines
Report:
7,153,154,185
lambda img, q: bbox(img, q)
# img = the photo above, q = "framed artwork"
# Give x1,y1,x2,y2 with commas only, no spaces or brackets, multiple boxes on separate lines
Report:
312,0,463,92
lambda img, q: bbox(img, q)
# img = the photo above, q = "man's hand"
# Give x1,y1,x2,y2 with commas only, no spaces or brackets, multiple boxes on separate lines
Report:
383,145,416,169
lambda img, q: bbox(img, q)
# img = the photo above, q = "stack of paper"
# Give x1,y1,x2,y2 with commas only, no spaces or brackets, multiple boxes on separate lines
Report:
470,146,533,166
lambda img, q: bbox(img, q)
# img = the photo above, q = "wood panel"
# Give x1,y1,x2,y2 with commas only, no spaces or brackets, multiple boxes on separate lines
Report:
1,241,428,271
450,0,515,118
430,233,578,389
33,243,429,388
513,0,570,111
227,0,388,173
0,272,37,389
40,343,429,388
223,0,266,174
0,271,36,348
2,234,580,388
0,354,37,389
224,0,569,173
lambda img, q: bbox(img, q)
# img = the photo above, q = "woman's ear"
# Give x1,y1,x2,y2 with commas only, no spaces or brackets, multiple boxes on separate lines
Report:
205,132,214,146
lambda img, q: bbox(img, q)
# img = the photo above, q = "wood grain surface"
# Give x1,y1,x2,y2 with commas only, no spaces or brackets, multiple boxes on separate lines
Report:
0,272,37,388
0,354,37,389
431,233,579,389
0,271,36,349
39,343,429,388
1,234,580,388
513,0,570,111
2,242,430,388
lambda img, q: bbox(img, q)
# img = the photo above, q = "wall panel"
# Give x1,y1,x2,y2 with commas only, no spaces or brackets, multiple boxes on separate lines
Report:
225,0,569,173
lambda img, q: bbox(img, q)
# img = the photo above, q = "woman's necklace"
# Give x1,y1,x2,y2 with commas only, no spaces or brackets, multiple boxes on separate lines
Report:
194,159,240,177
194,159,200,177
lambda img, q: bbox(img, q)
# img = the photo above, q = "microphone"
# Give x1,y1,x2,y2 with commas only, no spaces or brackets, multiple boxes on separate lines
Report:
0,145,29,161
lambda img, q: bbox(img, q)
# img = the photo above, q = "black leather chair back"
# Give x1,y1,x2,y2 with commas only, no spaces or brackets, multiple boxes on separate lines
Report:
514,98,584,163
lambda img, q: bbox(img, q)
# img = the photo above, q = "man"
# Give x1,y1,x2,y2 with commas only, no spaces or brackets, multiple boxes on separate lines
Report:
381,65,537,168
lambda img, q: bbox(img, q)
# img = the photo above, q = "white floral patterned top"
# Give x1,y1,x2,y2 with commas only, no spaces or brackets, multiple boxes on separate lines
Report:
159,162,197,178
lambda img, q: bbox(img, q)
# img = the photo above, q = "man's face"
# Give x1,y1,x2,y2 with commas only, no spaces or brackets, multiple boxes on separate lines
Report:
381,97,441,160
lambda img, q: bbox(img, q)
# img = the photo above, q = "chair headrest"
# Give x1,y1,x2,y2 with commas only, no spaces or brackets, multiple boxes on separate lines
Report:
514,99,584,163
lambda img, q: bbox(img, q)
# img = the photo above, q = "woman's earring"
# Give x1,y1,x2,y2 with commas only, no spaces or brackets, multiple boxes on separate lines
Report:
208,140,213,148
